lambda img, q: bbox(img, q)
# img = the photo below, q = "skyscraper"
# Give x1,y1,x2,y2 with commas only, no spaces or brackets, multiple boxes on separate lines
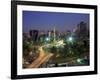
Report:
75,21,89,40
29,30,39,41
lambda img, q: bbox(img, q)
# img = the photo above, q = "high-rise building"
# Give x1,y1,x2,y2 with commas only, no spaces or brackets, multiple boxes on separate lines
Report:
47,31,51,37
75,21,89,40
29,30,39,41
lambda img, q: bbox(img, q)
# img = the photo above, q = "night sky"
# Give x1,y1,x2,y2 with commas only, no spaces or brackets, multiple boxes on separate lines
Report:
23,11,89,33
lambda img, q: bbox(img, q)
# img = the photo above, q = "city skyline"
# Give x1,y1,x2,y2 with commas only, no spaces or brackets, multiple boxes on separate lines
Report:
23,11,90,68
23,11,89,33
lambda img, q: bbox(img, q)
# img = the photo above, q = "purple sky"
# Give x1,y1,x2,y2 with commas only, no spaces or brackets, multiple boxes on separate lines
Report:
23,11,89,33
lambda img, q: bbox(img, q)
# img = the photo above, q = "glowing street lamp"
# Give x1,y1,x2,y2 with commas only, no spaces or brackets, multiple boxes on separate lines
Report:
68,37,73,42
77,58,82,63
77,58,83,64
45,37,50,41
69,37,72,41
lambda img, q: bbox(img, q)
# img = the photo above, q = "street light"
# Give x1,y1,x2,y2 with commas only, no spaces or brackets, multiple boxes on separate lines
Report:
77,58,82,63
45,37,50,41
77,58,83,64
68,37,73,42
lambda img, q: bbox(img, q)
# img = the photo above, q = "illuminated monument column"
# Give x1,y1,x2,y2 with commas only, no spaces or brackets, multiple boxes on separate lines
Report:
53,27,56,43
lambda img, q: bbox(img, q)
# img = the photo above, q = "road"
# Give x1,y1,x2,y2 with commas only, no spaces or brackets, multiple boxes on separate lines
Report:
27,46,53,68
